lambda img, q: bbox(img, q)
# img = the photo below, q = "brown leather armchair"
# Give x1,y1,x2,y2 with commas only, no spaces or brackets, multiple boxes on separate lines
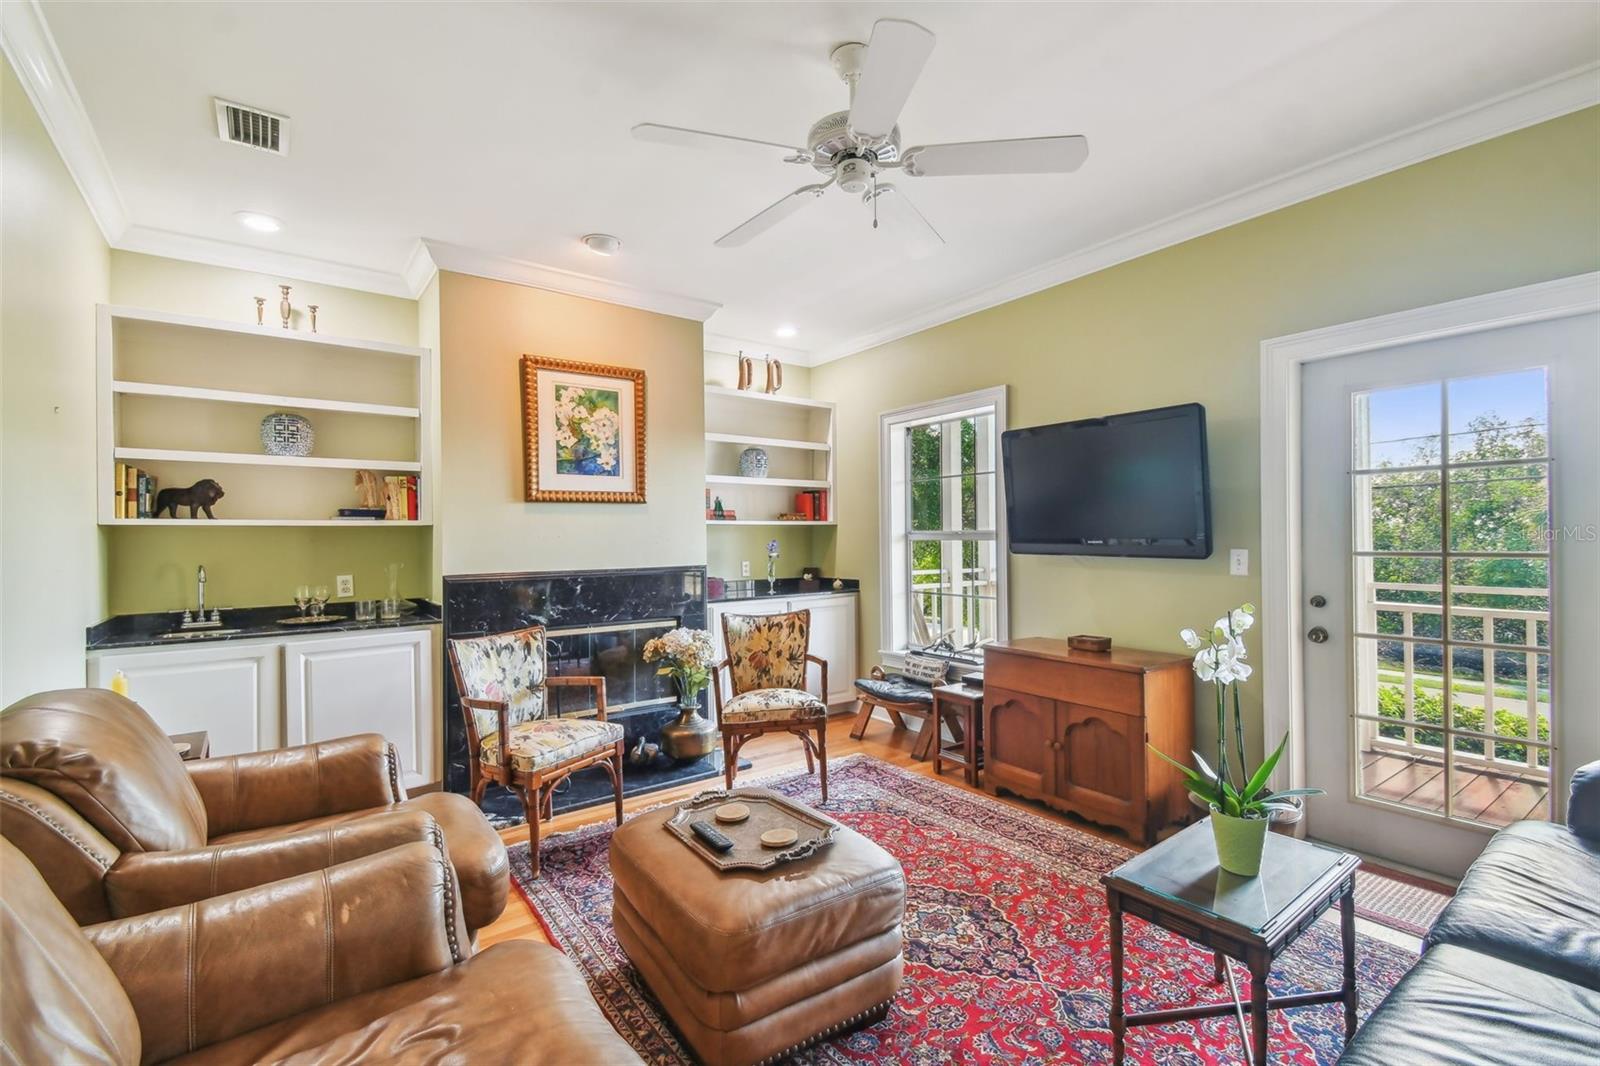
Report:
0,688,508,933
0,836,642,1065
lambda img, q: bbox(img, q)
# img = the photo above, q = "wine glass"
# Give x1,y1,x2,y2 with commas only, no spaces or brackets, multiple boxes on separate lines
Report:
293,584,311,618
310,585,330,619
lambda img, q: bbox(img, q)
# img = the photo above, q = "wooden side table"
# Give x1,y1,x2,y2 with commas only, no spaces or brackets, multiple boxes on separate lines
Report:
931,683,983,786
1102,820,1360,1065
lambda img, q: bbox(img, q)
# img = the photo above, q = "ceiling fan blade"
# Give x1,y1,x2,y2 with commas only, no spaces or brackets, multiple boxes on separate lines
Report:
869,183,944,256
848,19,935,141
632,123,806,160
903,135,1089,177
714,182,832,248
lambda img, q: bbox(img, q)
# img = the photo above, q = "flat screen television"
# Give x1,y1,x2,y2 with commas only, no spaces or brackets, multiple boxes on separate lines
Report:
1001,402,1212,558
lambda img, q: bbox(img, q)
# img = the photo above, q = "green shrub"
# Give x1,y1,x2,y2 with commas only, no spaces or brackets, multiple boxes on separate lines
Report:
1376,685,1549,766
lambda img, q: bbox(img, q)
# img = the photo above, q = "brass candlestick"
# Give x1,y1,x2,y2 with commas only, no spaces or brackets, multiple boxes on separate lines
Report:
278,285,292,329
254,296,266,325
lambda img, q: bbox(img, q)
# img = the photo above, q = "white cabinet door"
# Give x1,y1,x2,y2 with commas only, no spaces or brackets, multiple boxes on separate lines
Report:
793,595,857,706
87,641,282,757
284,628,435,791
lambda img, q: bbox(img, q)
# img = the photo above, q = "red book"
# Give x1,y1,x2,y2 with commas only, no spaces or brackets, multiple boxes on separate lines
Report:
795,492,814,520
407,476,418,521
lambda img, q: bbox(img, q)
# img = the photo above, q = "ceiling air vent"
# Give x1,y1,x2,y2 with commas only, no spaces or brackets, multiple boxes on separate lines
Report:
214,98,288,155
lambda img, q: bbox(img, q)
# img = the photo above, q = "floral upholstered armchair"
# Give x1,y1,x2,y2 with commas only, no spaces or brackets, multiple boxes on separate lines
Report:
447,625,625,876
713,609,831,802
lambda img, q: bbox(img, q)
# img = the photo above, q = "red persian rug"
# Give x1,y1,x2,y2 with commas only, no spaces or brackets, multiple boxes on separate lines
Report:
508,755,1417,1064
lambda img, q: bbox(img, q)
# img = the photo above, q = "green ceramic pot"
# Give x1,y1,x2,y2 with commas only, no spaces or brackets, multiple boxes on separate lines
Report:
1210,808,1270,877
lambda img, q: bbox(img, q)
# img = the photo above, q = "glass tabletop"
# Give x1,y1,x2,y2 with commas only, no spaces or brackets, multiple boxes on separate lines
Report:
1105,820,1349,934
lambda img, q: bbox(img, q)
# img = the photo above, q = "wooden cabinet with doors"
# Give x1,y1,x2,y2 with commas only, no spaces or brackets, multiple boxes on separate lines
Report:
982,638,1194,844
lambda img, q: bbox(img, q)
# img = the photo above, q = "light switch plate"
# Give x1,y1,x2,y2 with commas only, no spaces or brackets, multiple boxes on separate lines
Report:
1228,549,1249,577
741,561,751,577
336,574,354,597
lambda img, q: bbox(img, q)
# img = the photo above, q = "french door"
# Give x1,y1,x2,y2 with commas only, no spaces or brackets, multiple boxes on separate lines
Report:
1300,312,1598,878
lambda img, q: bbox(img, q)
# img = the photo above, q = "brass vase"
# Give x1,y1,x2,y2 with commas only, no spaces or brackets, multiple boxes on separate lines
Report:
659,686,717,761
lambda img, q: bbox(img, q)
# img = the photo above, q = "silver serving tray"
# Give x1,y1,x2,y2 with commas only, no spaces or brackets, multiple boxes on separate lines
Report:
665,787,838,872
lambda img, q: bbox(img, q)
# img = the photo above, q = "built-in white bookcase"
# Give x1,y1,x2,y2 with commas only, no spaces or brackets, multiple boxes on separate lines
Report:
97,306,433,526
703,385,836,526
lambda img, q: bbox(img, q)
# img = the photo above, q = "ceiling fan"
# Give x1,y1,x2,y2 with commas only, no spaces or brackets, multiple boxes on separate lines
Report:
633,19,1088,249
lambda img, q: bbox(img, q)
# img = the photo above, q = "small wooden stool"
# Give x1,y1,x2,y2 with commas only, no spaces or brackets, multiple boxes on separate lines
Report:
932,683,983,786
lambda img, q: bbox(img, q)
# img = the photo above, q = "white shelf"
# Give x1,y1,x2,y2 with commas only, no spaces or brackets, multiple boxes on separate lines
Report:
705,432,828,451
114,447,422,472
704,385,833,411
101,518,429,527
112,380,420,418
107,305,427,359
706,474,830,489
707,520,836,527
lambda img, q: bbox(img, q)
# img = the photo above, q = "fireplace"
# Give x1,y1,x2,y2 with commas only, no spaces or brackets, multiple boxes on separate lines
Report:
441,565,717,818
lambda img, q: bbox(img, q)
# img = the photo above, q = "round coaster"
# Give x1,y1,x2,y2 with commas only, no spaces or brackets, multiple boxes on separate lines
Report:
172,742,191,756
713,802,750,824
760,828,798,848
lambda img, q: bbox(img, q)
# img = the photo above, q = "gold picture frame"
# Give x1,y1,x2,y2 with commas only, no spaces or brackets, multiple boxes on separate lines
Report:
520,355,646,503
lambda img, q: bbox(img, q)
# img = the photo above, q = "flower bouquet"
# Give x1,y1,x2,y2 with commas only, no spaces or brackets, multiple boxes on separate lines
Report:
643,627,719,760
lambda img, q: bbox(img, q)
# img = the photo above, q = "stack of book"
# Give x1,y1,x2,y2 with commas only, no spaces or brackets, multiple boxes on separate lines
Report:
113,462,157,519
793,489,828,521
334,475,418,520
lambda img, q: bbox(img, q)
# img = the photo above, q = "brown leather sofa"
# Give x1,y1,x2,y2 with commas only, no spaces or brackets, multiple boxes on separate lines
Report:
0,688,508,933
0,835,643,1064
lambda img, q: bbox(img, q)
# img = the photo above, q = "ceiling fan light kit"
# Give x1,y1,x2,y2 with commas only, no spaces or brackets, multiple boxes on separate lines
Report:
633,17,1088,249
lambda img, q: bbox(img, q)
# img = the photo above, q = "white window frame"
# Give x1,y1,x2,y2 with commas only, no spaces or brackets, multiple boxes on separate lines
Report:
878,386,1009,666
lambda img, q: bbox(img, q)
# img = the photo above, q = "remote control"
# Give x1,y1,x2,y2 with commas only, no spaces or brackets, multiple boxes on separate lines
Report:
689,820,735,852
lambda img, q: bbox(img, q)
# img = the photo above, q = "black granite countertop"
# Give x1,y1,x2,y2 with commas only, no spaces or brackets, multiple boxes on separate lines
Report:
87,599,442,651
708,577,859,604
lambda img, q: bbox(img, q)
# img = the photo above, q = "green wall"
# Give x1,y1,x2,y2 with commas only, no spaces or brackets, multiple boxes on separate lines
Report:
811,107,1600,764
105,526,432,614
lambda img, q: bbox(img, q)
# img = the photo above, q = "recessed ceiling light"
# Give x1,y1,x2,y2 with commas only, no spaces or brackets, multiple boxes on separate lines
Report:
774,324,798,339
235,211,281,233
581,233,622,256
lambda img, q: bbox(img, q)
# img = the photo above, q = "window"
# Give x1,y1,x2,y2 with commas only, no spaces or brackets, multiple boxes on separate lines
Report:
879,387,1007,663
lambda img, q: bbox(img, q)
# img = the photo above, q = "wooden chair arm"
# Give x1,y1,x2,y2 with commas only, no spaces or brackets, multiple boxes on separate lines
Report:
460,696,511,772
545,675,609,719
806,654,829,705
711,659,731,722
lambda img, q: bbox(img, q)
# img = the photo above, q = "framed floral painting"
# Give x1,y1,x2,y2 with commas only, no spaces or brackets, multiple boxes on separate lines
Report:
520,356,646,502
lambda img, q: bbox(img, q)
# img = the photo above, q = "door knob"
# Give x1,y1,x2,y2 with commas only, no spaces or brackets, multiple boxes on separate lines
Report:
1307,626,1329,644
1309,594,1327,608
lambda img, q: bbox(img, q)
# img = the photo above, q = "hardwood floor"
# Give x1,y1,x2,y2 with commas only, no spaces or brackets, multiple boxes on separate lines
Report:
478,713,1154,949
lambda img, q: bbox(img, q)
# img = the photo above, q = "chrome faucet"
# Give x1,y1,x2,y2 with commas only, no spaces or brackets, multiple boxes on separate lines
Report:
178,564,222,629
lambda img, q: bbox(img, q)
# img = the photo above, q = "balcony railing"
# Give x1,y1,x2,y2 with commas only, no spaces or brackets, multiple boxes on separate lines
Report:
1361,582,1550,784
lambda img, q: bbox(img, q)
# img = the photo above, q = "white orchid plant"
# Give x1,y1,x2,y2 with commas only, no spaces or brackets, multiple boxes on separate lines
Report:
1150,603,1323,820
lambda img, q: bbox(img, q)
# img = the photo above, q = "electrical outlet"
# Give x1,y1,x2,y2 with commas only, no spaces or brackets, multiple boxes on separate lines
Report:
741,561,751,577
1228,549,1249,577
336,574,354,597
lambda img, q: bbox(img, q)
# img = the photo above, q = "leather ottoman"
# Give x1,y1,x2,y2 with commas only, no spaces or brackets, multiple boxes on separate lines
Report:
610,789,906,1066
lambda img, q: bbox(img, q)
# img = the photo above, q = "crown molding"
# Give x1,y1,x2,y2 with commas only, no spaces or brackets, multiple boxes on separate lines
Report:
422,239,721,322
115,225,417,297
1,0,127,241
809,61,1600,366
401,239,438,296
703,331,810,364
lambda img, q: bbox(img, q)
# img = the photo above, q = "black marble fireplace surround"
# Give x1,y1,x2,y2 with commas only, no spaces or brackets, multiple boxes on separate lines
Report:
442,565,720,820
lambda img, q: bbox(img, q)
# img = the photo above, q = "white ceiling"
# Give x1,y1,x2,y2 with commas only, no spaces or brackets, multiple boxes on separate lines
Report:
26,1,1600,361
